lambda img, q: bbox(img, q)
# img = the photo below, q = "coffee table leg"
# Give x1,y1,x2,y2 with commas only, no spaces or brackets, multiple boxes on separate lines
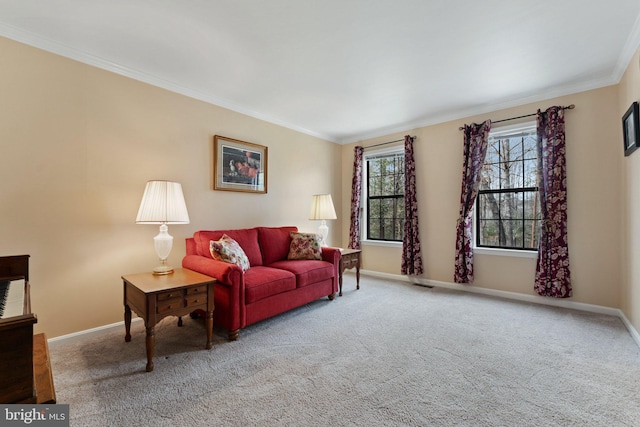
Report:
145,325,155,372
124,305,132,342
205,310,213,350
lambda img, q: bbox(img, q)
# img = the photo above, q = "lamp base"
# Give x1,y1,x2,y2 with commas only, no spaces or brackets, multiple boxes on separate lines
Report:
153,265,174,275
152,225,174,275
318,220,329,247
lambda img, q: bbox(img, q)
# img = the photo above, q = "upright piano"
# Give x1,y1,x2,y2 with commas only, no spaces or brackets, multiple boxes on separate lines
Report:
0,255,56,404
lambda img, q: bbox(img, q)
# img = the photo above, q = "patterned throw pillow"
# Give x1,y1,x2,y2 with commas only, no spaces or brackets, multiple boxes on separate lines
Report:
287,232,322,260
209,234,250,271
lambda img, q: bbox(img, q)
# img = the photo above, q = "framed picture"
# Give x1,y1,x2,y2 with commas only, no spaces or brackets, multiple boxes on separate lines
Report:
213,135,267,193
623,101,639,157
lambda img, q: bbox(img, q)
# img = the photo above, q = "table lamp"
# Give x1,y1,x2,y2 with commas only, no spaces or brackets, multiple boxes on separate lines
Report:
309,194,337,246
136,180,190,274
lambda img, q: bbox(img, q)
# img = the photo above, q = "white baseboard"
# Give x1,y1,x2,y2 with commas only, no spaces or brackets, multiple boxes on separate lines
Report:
355,269,640,349
47,317,143,349
49,272,640,350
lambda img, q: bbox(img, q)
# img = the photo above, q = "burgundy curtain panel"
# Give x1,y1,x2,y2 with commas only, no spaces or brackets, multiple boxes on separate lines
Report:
535,107,572,297
401,135,424,275
348,146,364,249
454,120,491,283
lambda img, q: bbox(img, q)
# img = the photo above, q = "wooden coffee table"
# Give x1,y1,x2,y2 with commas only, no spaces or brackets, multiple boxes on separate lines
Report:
122,268,215,372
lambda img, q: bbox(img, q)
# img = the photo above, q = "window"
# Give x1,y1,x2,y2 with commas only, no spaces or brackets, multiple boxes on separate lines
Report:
365,150,404,242
476,123,540,250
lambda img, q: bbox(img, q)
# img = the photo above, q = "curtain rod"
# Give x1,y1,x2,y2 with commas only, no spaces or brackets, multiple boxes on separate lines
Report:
457,104,575,131
364,136,416,150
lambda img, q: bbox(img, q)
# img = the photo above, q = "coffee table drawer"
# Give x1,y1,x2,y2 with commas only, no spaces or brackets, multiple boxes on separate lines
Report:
187,286,207,296
158,290,182,301
186,294,206,308
157,297,184,314
342,257,358,269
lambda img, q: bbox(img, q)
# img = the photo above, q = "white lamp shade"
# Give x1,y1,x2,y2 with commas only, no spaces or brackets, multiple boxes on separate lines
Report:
309,194,337,220
136,181,190,224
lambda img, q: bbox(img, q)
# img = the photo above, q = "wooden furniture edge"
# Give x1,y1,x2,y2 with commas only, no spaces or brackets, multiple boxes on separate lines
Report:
33,333,56,404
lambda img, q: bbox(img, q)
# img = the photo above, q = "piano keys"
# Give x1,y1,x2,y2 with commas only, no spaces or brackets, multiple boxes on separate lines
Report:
0,279,26,318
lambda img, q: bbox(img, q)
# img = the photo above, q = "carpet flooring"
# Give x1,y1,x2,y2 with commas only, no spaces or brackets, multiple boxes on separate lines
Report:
50,275,640,426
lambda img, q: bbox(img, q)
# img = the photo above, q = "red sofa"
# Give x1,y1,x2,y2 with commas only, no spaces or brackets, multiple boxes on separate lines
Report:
182,226,339,340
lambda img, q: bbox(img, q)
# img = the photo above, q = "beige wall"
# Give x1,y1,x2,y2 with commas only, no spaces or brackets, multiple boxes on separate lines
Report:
342,86,623,308
619,48,640,333
0,37,342,338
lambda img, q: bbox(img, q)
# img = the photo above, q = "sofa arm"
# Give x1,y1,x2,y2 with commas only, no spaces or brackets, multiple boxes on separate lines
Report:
182,254,246,336
321,247,341,294
182,255,243,287
321,247,340,266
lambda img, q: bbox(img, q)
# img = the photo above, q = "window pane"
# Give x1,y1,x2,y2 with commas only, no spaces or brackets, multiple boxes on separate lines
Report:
396,171,405,193
380,174,391,195
477,193,497,220
368,161,381,196
369,219,380,239
369,199,381,217
509,137,523,161
396,198,404,218
485,140,500,164
505,220,523,248
382,219,393,240
510,160,524,188
500,193,523,220
480,163,500,191
384,200,392,219
478,219,500,246
395,218,404,240
525,219,541,249
524,191,540,219
524,159,537,187
523,135,537,160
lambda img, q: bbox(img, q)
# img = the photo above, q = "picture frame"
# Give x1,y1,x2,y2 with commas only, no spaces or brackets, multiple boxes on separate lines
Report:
213,135,267,193
623,101,639,157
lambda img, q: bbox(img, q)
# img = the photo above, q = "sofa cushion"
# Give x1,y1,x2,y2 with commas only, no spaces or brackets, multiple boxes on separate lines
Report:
210,234,250,272
268,260,334,288
287,232,322,260
244,266,296,304
194,228,263,266
258,226,298,265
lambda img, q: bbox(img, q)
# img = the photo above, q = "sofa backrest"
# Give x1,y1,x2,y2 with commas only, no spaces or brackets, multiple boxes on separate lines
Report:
257,226,298,265
193,228,263,267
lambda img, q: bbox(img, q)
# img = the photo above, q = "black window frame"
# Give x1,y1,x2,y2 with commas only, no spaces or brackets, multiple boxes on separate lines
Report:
365,151,405,242
475,125,540,251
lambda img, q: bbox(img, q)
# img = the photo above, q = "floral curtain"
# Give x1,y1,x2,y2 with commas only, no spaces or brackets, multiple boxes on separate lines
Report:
401,135,424,275
348,146,364,249
454,120,491,283
535,107,572,297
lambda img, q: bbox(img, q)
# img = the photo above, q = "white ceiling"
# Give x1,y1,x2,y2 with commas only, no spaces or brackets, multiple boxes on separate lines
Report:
1,1,639,143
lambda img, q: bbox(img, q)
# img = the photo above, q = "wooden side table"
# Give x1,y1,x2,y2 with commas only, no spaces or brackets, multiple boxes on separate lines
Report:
122,268,215,372
339,248,361,296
